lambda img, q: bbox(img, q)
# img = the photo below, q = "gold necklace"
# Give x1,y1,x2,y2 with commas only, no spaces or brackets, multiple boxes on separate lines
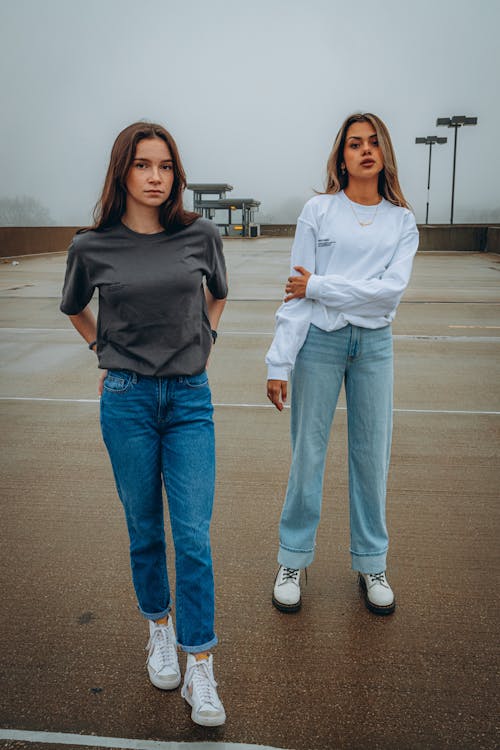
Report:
345,195,382,227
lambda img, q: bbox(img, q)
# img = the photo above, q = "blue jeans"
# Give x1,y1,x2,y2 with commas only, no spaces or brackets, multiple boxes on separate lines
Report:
100,369,217,653
278,324,393,574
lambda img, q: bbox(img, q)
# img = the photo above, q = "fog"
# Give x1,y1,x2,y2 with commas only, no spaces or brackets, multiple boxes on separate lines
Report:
1,0,499,225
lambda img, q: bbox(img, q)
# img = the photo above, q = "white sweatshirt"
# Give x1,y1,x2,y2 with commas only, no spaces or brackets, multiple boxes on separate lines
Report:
265,191,419,381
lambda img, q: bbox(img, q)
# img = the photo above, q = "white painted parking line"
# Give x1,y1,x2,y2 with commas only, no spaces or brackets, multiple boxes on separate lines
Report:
0,327,71,332
0,396,498,416
0,728,286,750
393,335,500,342
221,332,498,342
0,397,99,403
1,328,500,343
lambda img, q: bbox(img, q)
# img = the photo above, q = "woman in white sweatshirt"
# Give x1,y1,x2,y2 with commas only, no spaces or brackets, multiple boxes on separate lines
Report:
266,112,418,616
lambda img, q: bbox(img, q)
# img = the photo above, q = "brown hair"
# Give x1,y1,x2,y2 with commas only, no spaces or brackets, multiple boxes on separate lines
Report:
324,113,410,209
90,121,198,232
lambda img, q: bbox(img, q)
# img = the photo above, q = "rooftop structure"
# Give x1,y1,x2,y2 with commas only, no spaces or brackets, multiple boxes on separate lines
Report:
187,183,261,237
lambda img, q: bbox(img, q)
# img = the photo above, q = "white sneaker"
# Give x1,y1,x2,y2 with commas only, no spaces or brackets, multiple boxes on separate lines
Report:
272,565,301,612
181,653,226,727
359,572,396,615
146,619,181,689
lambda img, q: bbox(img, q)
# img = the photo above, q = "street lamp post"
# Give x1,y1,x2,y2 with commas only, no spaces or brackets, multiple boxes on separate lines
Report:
415,135,447,224
436,115,478,224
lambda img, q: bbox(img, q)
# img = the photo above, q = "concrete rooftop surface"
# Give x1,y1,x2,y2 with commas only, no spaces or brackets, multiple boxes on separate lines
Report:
0,238,499,750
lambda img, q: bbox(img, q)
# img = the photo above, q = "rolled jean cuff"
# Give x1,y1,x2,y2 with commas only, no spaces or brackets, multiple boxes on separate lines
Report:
178,634,218,654
139,604,172,621
351,550,387,574
278,543,315,569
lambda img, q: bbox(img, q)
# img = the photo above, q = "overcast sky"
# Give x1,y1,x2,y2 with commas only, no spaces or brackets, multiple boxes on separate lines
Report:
1,0,499,225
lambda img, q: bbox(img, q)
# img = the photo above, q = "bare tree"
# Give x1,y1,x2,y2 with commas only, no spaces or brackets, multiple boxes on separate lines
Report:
0,196,53,226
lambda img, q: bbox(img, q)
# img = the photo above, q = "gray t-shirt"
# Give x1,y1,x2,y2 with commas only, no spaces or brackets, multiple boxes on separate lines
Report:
60,218,227,377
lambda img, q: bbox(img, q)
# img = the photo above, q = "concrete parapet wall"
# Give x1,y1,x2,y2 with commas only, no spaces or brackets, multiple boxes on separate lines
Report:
0,227,80,257
1,224,500,256
261,223,499,251
486,227,500,254
417,225,488,252
260,224,295,237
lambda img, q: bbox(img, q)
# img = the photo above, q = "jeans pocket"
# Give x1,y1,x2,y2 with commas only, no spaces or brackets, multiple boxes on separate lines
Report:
183,371,209,389
103,369,135,393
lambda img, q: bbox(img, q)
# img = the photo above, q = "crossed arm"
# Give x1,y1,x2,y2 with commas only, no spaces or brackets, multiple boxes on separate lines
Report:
266,265,311,410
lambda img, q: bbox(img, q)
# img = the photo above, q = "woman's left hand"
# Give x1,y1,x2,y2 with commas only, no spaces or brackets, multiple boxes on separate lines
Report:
284,266,311,302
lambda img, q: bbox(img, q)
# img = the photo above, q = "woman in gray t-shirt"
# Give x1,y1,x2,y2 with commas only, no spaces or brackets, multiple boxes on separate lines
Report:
61,121,227,727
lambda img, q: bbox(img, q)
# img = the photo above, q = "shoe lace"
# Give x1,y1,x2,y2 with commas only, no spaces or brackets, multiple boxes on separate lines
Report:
368,572,386,585
146,624,177,670
281,567,307,584
188,659,219,707
282,567,300,582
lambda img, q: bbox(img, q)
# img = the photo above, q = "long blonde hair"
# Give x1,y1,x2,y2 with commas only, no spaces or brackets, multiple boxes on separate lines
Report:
324,113,410,209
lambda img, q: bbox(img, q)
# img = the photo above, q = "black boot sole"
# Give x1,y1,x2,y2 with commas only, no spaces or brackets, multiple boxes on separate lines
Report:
272,595,302,613
358,574,396,616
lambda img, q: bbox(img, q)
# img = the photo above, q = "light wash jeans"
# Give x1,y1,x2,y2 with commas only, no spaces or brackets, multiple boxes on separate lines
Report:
100,369,217,653
278,323,393,574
